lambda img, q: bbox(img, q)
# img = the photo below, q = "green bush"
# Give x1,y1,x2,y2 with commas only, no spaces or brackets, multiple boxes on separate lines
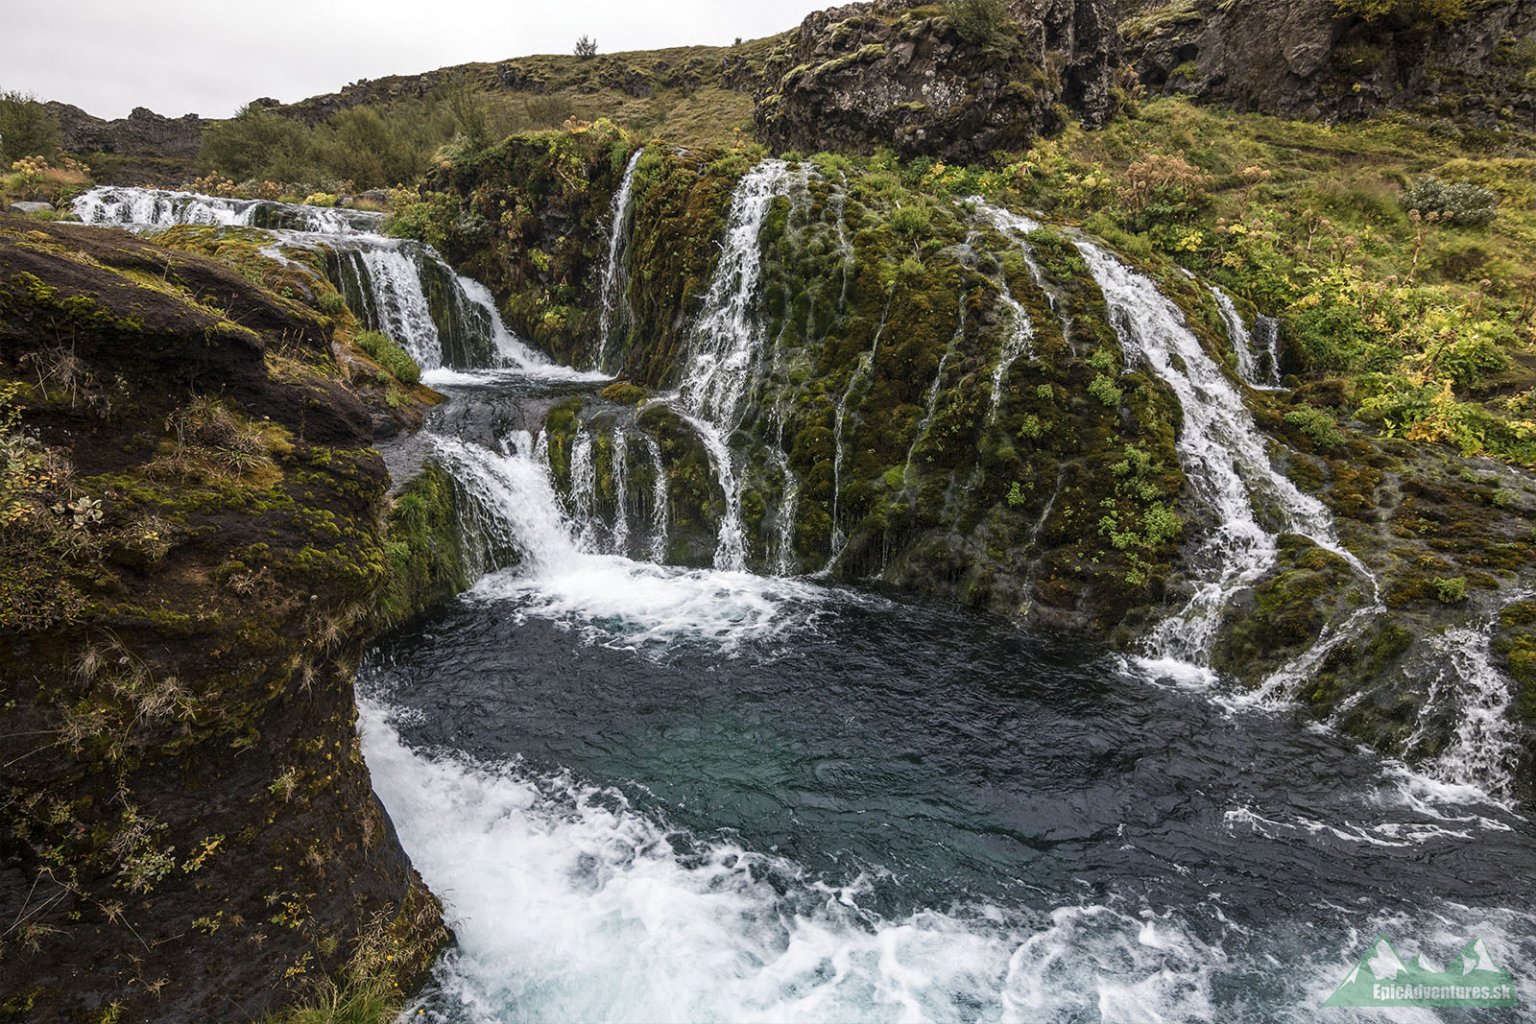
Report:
1284,405,1345,450
942,0,1012,47
0,91,59,163
356,331,421,386
1402,176,1498,227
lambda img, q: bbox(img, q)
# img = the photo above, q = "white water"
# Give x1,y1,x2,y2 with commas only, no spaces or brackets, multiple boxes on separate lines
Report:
430,431,825,650
73,185,385,234
72,186,579,377
362,702,1236,1024
595,149,645,373
1076,241,1363,676
677,160,793,431
568,428,599,551
771,448,800,577
611,427,631,556
1428,604,1530,798
1210,286,1280,391
663,160,798,570
644,435,670,564
988,292,1035,423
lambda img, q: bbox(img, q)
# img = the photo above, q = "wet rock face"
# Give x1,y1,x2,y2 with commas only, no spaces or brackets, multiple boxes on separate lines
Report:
1122,0,1536,125
755,0,1121,161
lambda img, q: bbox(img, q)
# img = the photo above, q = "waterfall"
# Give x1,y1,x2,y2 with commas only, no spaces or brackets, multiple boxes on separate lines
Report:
568,428,598,551
771,449,799,577
1076,240,1361,674
679,411,748,572
611,427,631,556
677,160,792,429
644,436,670,564
329,242,451,369
73,186,384,234
1427,598,1531,799
969,199,1049,294
1211,285,1281,390
1254,315,1283,387
827,294,893,569
987,292,1035,423
667,160,796,571
595,149,644,373
434,431,583,576
75,186,559,375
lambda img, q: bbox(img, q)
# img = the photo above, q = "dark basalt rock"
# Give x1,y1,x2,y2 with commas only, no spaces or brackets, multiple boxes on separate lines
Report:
1122,0,1536,127
755,0,1122,162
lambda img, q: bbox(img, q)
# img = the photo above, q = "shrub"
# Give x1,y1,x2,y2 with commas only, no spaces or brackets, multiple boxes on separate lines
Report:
1335,0,1471,22
1284,405,1345,450
1119,154,1212,225
1402,176,1498,227
356,331,421,386
943,0,1012,48
574,35,599,59
0,91,59,163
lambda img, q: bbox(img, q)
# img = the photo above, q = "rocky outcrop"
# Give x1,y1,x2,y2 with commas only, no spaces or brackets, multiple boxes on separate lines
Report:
46,102,208,185
1122,0,1536,126
755,0,1121,161
0,219,449,1021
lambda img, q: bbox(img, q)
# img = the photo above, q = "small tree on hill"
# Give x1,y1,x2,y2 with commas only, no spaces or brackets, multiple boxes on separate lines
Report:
0,91,60,163
574,36,599,59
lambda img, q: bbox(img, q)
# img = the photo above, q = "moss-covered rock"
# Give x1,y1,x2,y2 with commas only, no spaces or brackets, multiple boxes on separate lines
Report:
0,218,448,1022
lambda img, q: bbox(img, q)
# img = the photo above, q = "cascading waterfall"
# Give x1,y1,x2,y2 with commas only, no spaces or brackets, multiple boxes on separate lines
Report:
827,293,893,568
1211,285,1281,390
1076,240,1367,675
679,411,748,572
1254,315,1283,387
330,242,451,369
770,449,799,577
988,291,1035,423
668,160,796,571
1428,596,1532,798
75,186,559,375
594,149,644,373
676,160,792,429
73,185,386,234
902,297,967,487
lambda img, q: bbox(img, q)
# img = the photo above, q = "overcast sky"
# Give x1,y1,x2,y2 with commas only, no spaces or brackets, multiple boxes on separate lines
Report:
2,1,830,120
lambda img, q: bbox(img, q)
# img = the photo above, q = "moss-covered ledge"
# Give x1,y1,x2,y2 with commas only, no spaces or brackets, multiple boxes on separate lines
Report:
0,218,449,1023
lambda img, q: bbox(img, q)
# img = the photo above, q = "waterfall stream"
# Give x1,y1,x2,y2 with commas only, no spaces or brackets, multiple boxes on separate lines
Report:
595,149,644,373
1211,284,1282,390
1076,240,1373,679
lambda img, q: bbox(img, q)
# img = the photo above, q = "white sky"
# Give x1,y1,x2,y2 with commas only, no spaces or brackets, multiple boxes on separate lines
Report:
1,1,830,119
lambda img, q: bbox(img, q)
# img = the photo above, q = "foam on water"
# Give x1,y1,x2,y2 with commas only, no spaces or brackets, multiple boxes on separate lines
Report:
362,704,1228,1024
429,432,828,650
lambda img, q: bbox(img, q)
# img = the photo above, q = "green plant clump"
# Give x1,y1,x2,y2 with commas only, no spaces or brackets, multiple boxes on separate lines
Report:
355,331,421,386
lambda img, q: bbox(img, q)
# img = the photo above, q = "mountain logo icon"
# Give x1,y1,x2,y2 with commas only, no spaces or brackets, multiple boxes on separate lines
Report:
1325,936,1520,1008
